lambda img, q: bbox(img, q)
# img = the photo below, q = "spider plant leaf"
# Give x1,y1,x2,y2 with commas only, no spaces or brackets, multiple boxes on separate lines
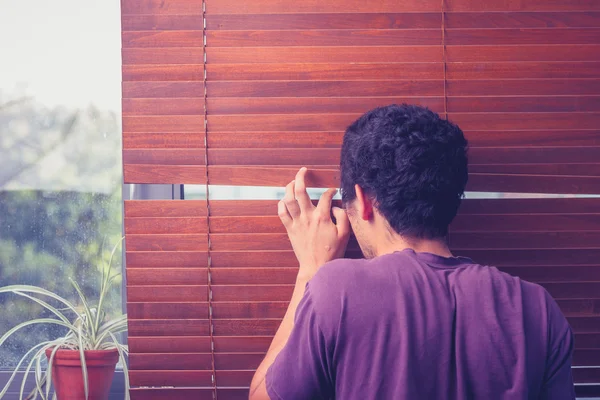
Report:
45,345,62,400
0,341,52,398
78,324,89,400
0,319,77,349
0,286,78,314
70,278,96,343
108,332,130,400
14,290,73,326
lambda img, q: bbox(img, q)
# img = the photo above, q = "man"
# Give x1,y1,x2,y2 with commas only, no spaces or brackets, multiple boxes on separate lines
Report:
249,104,575,399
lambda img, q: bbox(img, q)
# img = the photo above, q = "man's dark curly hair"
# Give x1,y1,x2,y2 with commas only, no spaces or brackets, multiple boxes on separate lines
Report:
340,104,468,239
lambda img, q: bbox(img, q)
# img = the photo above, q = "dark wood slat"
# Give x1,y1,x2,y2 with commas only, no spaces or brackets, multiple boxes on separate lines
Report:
207,165,600,194
130,389,214,400
123,31,203,48
564,299,600,317
127,302,209,319
122,15,204,31
124,132,205,149
208,113,600,132
207,29,442,47
123,82,205,98
450,112,600,131
206,0,440,14
208,131,343,149
123,116,203,132
124,149,205,166
460,249,600,267
127,286,208,302
445,11,600,28
122,64,203,81
467,173,600,195
125,200,207,218
126,217,207,235
470,164,600,177
123,98,204,115
209,214,600,234
209,232,600,251
211,249,600,268
121,0,203,15
214,319,282,336
128,319,209,336
126,251,208,268
459,198,600,215
208,166,338,188
217,370,255,387
130,354,213,370
124,165,207,184
208,130,600,149
574,349,600,366
214,336,274,352
207,147,600,165
212,301,289,319
215,353,263,370
446,28,600,45
575,385,600,397
208,80,444,97
446,0,600,11
209,46,442,63
127,269,209,285
209,198,600,217
123,48,204,65
448,79,600,96
208,114,358,132
208,63,443,81
126,234,207,252
449,96,600,113
568,317,600,333
207,13,441,30
573,368,600,383
212,268,298,284
447,45,600,62
542,283,600,300
207,96,444,115
212,285,294,302
129,370,213,387
129,337,212,353
448,62,600,80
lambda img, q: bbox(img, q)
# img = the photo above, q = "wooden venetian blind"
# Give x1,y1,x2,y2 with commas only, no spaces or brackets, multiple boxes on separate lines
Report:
121,0,600,398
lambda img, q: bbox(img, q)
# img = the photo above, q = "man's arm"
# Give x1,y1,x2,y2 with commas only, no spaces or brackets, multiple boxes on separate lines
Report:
249,168,350,399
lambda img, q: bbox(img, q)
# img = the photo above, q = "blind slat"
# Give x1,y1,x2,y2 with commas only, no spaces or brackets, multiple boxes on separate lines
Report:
122,64,204,81
124,165,207,185
128,303,209,319
208,80,444,97
446,0,600,12
207,13,441,30
206,29,442,46
129,337,212,353
445,11,600,28
206,0,440,14
446,28,600,45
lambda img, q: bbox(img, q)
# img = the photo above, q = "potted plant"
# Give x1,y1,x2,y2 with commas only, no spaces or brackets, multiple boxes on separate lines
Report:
0,240,129,400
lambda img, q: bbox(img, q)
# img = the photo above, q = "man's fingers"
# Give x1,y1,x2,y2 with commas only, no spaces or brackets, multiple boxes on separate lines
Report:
294,167,312,212
278,200,292,228
283,180,300,219
316,188,337,216
332,206,351,239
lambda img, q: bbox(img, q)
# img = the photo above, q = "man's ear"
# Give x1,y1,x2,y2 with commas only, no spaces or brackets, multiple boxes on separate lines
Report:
354,184,374,221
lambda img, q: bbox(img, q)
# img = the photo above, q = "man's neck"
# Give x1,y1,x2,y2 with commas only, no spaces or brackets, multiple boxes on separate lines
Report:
376,235,453,259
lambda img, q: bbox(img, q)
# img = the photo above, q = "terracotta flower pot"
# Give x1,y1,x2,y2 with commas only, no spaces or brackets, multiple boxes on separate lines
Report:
45,348,119,400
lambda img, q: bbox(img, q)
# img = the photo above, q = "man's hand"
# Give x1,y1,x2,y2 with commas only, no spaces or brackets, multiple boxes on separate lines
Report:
278,167,351,280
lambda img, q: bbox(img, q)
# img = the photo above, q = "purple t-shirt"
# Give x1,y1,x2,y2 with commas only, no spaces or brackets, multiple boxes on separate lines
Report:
266,249,575,399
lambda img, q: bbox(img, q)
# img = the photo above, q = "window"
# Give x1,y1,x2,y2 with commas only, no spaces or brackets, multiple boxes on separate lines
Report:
0,0,122,371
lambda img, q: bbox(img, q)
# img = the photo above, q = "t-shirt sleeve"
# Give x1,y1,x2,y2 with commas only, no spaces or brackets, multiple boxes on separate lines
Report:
539,294,576,400
265,281,335,400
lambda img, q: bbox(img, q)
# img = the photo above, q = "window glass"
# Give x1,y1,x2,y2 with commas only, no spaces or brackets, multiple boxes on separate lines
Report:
0,0,122,368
